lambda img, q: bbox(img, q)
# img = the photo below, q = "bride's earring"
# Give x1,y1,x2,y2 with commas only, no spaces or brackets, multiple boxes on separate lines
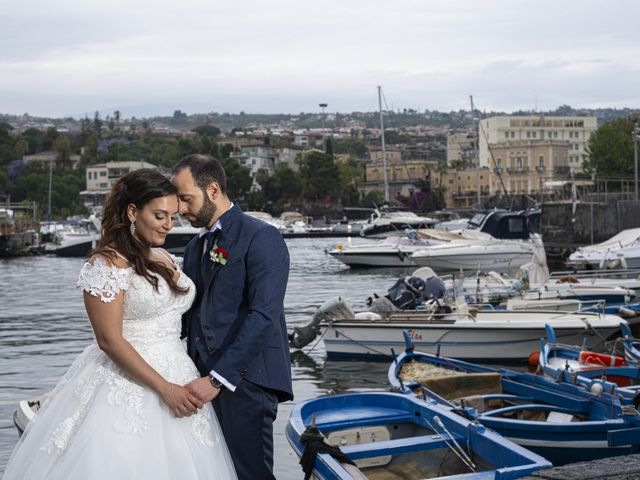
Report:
130,220,136,236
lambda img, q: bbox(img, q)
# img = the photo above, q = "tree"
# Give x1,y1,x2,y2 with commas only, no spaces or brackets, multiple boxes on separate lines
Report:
93,111,103,136
298,151,341,200
220,157,252,200
361,189,385,206
171,110,188,125
193,125,221,138
198,135,219,157
53,135,72,168
14,139,28,159
333,138,368,157
584,117,637,176
20,128,47,154
83,133,100,164
0,123,15,166
257,163,303,213
383,129,406,144
337,157,363,205
219,143,235,159
8,164,88,219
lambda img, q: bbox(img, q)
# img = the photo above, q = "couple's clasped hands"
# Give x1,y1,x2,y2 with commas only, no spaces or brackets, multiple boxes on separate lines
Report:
161,378,221,418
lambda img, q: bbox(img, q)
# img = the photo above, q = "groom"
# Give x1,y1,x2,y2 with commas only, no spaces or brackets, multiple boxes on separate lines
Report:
171,154,293,480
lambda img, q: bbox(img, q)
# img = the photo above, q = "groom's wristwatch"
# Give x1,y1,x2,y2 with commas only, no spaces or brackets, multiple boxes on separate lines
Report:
208,374,224,390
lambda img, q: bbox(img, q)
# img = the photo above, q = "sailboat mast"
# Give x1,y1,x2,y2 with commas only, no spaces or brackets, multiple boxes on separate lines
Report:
470,95,480,208
378,86,389,202
47,156,53,222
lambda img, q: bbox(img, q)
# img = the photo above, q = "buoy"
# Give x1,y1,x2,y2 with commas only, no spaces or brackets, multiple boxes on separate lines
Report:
528,351,540,368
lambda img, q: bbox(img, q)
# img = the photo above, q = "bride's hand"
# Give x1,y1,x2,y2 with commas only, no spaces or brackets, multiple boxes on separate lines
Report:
161,382,202,417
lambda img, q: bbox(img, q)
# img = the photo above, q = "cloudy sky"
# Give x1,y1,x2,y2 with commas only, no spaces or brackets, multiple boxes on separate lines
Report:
1,0,639,118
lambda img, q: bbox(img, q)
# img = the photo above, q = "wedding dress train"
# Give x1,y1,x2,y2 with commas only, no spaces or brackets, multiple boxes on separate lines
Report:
2,255,237,480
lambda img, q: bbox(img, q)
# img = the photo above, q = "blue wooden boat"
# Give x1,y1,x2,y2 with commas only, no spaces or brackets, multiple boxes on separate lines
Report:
388,332,640,466
540,322,640,405
286,391,550,479
621,321,640,364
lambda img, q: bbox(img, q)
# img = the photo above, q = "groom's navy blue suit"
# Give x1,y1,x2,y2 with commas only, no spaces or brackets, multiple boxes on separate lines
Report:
182,204,293,480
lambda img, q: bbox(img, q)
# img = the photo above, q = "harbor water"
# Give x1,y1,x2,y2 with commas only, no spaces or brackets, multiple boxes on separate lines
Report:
0,236,404,478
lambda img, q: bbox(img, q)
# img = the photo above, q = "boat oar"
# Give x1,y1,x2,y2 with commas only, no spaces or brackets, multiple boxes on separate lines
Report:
433,415,477,472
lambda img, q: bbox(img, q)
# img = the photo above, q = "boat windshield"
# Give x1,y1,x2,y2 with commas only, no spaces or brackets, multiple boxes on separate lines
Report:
381,236,430,246
465,213,487,230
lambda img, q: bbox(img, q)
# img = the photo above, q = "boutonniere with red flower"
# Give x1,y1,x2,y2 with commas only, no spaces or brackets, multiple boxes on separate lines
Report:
209,243,229,265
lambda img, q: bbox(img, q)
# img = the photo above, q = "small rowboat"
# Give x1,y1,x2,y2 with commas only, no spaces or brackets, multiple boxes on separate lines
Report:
539,322,640,405
13,394,47,436
286,391,550,479
388,332,640,466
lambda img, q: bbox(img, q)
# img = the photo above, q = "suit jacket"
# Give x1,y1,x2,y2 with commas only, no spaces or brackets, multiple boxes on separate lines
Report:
182,205,293,402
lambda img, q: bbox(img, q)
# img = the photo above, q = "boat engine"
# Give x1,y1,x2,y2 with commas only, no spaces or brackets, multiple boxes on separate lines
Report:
288,297,355,349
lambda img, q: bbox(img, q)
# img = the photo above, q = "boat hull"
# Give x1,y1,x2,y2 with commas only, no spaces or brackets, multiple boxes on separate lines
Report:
51,236,99,257
322,312,621,361
328,250,418,267
412,249,532,273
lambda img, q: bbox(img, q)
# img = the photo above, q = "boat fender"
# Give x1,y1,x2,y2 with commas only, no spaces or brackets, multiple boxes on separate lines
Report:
528,351,540,368
288,297,355,349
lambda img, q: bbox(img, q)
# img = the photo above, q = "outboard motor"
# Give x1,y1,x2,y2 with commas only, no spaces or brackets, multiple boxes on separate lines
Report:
386,276,425,309
288,297,355,349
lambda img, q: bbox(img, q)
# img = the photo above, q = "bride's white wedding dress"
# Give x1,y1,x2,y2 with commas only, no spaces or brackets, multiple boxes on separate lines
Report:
2,254,237,480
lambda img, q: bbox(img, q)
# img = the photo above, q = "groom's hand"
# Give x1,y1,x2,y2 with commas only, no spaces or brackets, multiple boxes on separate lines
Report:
185,377,220,403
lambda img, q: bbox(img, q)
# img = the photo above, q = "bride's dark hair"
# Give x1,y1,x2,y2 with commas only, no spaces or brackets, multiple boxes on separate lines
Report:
93,168,188,295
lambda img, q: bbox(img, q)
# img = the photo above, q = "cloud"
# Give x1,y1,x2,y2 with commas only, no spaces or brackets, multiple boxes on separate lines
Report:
1,0,639,117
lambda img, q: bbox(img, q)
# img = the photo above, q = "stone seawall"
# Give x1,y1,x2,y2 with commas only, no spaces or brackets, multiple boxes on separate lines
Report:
540,200,640,269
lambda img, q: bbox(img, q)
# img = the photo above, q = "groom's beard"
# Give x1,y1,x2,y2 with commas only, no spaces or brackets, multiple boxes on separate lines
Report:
190,196,218,228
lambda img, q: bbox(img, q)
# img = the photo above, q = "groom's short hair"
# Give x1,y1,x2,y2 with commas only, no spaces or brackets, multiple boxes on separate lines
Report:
173,154,227,194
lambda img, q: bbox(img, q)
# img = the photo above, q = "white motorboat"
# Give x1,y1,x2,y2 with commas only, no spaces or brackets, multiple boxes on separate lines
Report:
327,234,443,268
567,228,640,270
163,214,199,254
359,209,438,237
45,216,101,257
548,269,640,297
408,210,540,274
13,394,47,436
411,239,534,274
329,210,539,270
289,297,624,361
453,237,638,305
245,211,287,232
456,273,635,306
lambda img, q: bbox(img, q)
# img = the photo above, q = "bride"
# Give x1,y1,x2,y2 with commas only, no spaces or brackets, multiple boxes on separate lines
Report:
2,169,237,479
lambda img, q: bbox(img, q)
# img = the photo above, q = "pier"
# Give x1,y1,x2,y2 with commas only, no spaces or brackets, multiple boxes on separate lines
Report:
0,202,41,257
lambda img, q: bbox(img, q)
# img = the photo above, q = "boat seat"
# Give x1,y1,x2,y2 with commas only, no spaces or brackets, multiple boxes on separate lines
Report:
501,378,591,413
480,403,579,420
340,433,463,459
319,407,413,432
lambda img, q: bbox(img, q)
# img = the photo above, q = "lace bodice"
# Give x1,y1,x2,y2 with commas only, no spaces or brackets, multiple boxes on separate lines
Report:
77,254,195,345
